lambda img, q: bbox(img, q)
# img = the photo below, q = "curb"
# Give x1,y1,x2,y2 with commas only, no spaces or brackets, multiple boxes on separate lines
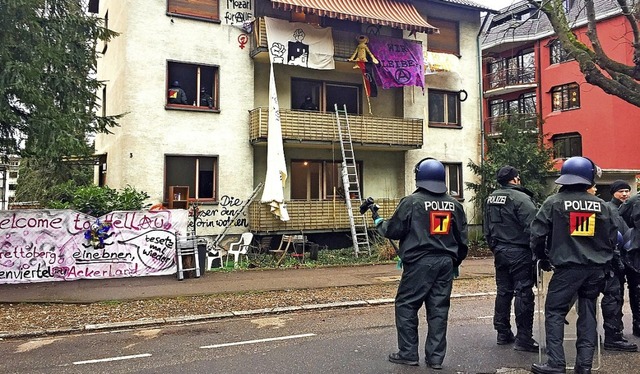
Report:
0,292,496,340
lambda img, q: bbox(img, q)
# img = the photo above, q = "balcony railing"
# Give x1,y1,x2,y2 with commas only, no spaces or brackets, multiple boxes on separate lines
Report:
251,17,359,60
485,113,539,135
248,198,401,234
249,108,423,149
484,66,537,95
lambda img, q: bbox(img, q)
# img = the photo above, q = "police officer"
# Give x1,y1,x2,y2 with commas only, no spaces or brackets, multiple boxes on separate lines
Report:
530,157,617,374
168,80,188,105
483,166,538,352
620,184,640,336
370,158,468,370
600,181,637,351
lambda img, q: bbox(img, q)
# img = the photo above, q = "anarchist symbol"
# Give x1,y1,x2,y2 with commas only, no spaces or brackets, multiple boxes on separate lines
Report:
394,68,411,84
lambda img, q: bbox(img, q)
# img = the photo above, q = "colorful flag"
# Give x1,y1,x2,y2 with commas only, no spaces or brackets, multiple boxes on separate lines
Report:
264,17,334,70
367,36,425,92
260,63,289,221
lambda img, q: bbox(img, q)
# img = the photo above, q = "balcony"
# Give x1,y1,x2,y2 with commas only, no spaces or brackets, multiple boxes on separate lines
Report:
483,66,537,98
484,113,539,136
248,198,401,234
249,108,423,149
251,17,360,61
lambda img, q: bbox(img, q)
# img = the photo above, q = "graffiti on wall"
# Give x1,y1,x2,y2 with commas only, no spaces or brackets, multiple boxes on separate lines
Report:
221,0,253,27
188,195,249,236
0,209,187,284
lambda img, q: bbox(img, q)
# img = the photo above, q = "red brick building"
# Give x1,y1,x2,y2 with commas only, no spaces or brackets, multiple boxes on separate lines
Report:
480,0,640,199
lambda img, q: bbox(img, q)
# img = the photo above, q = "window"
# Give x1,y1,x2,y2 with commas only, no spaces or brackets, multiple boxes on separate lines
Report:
290,160,362,200
165,156,217,201
563,0,575,12
428,90,460,127
291,79,361,114
167,61,219,110
102,11,108,54
489,49,535,88
443,163,463,198
549,39,573,64
488,93,537,132
427,18,459,55
8,184,16,191
97,154,107,187
88,0,99,13
9,171,18,179
552,133,582,158
167,0,219,21
101,86,107,117
551,83,580,111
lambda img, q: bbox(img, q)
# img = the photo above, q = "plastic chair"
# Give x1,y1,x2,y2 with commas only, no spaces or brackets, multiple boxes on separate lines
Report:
227,232,254,268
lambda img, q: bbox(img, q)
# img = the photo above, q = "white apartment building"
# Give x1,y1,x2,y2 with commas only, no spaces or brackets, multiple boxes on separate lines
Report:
93,0,491,243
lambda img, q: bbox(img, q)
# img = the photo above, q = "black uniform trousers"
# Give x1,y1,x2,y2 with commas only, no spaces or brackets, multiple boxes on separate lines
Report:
493,246,535,340
601,268,625,338
395,255,454,365
545,267,606,369
625,267,640,332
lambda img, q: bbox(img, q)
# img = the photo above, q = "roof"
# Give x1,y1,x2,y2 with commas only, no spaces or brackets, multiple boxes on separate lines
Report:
429,0,496,13
480,0,623,50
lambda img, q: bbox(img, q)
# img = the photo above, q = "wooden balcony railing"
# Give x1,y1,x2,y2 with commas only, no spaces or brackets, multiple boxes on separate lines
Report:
251,17,360,60
248,198,401,234
485,113,539,135
250,108,423,149
484,66,536,91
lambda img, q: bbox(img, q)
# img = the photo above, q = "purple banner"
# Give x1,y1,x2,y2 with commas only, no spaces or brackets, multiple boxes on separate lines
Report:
368,36,424,92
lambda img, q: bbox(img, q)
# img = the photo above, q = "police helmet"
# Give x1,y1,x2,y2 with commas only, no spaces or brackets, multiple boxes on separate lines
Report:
555,156,601,186
415,158,447,194
172,80,180,87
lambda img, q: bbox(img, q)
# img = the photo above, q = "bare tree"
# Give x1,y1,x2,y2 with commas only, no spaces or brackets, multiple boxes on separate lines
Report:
527,0,640,107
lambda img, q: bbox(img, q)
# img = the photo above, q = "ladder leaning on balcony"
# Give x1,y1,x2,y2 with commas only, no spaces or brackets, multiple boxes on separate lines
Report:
334,104,371,257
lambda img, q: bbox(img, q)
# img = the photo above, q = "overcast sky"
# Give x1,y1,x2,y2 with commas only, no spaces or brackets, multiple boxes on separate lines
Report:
475,0,518,11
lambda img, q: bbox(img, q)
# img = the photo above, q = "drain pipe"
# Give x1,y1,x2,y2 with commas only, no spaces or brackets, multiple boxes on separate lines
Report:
477,13,491,172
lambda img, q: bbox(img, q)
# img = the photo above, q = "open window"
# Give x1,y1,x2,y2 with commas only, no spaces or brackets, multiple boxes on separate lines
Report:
167,61,219,110
291,78,361,114
443,162,463,199
290,160,363,200
165,155,218,202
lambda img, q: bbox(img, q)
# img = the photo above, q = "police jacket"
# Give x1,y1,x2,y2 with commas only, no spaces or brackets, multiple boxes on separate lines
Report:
483,184,536,250
376,188,468,266
605,198,629,233
168,87,188,105
530,188,616,268
620,194,640,250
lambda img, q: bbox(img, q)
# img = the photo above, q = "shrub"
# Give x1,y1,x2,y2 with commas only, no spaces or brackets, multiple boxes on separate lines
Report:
48,184,150,216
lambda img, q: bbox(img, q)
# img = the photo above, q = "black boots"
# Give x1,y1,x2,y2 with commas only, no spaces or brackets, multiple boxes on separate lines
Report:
514,337,539,352
531,362,565,374
497,330,515,345
604,333,638,351
387,353,418,366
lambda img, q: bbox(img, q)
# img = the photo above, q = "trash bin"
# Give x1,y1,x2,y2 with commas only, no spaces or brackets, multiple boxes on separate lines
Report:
197,243,208,275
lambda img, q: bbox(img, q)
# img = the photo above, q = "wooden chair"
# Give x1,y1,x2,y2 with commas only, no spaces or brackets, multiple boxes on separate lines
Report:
269,235,307,266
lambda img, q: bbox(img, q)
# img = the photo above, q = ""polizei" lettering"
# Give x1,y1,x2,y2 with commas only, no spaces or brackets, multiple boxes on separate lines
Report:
487,195,507,204
564,200,601,212
425,201,455,211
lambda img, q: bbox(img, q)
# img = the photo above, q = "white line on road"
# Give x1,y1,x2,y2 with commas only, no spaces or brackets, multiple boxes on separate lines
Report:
200,333,317,349
73,353,152,365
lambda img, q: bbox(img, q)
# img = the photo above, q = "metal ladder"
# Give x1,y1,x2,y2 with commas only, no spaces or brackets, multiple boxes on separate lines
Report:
176,232,200,280
334,104,371,257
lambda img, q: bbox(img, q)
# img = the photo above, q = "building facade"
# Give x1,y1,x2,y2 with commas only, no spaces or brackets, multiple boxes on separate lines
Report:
93,0,491,241
481,0,640,199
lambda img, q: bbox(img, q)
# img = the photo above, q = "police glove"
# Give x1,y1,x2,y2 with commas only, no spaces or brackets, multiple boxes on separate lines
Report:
453,267,460,279
539,259,553,272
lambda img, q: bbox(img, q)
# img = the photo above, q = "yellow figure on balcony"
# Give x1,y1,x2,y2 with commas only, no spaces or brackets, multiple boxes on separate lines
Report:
348,35,379,68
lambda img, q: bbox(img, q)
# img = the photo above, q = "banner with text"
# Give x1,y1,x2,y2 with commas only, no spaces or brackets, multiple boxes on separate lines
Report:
368,36,425,92
0,209,188,284
221,0,254,31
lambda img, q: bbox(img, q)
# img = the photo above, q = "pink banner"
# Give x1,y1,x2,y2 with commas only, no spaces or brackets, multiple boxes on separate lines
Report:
368,36,425,92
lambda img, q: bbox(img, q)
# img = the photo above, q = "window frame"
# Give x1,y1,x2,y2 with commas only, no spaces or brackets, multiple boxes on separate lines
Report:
551,83,580,111
552,133,582,159
426,18,460,56
166,60,220,112
428,89,461,128
166,0,220,22
549,39,574,65
443,162,463,199
290,159,363,201
291,78,362,114
164,155,218,202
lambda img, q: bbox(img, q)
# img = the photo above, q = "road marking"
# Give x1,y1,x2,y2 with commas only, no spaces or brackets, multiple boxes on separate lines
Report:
73,353,152,365
200,333,317,349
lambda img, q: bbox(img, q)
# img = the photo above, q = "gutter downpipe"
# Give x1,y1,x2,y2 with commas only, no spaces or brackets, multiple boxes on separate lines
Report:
477,13,491,175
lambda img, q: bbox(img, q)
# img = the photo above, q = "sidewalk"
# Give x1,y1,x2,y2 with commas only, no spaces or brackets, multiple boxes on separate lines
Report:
0,258,495,304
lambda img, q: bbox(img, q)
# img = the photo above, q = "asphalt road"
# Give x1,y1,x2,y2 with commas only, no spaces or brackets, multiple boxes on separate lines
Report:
2,295,639,373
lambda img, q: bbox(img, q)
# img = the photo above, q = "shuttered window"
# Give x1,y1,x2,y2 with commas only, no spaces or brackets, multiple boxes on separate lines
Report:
167,0,219,21
426,18,459,55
